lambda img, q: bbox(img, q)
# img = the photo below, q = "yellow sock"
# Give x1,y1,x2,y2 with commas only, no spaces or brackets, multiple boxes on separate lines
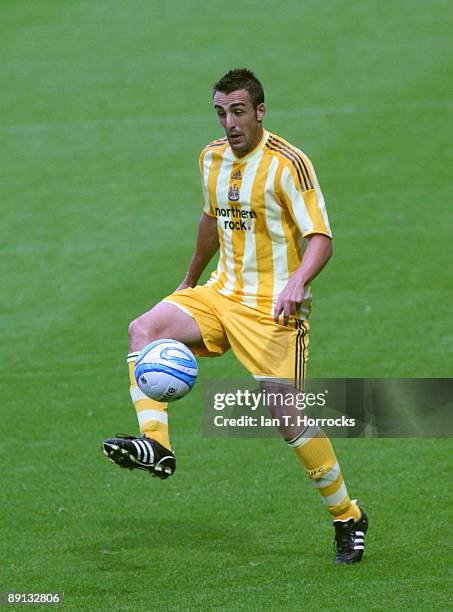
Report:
127,352,171,450
288,428,360,522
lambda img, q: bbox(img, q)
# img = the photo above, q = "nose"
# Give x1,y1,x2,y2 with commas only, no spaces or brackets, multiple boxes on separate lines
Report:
225,112,236,130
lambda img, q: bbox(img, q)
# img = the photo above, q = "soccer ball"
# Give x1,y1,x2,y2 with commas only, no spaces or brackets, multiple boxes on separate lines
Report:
134,339,198,402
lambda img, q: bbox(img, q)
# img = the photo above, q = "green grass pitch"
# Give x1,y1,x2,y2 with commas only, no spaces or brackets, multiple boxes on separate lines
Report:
1,1,452,609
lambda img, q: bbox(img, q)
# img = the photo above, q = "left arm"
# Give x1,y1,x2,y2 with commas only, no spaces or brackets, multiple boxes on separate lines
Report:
273,234,333,325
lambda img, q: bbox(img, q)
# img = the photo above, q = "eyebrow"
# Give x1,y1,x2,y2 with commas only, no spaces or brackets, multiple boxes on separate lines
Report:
214,102,247,109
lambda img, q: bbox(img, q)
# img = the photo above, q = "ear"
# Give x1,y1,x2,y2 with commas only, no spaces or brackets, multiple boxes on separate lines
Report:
256,103,266,123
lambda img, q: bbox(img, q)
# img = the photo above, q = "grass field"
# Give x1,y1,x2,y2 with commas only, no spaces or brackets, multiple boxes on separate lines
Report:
1,1,452,610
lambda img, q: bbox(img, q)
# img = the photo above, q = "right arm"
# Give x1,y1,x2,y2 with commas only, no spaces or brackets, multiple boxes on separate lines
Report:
177,212,219,290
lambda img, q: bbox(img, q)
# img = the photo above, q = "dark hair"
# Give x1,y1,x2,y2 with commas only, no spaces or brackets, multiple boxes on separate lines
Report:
213,68,264,108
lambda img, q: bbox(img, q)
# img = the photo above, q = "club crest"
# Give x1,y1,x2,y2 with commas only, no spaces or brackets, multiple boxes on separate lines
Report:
228,185,240,202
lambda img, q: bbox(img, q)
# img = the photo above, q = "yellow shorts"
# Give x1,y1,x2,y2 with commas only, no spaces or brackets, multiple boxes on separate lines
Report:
163,285,309,386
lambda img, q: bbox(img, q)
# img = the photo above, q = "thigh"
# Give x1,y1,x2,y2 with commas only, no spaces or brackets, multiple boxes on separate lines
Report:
223,304,310,387
137,301,204,345
162,286,230,357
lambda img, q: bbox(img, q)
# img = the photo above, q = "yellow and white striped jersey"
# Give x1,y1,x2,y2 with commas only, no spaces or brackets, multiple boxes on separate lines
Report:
199,129,332,319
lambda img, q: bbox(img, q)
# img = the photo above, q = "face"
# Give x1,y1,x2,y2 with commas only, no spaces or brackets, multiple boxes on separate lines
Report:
213,88,265,157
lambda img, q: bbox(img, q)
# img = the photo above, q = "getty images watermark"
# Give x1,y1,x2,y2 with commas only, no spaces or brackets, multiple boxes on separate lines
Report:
203,379,453,438
212,388,355,430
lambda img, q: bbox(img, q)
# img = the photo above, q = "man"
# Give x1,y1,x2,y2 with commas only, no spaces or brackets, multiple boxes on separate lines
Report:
103,69,368,564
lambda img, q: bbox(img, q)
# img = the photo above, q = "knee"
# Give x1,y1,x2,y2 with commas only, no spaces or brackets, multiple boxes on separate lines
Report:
128,316,150,343
128,313,166,344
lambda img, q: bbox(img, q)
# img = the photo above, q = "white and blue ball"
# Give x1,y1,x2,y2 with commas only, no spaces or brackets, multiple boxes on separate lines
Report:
134,339,198,402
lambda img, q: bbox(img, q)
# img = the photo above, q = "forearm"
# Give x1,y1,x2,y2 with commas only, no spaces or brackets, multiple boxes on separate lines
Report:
183,212,219,286
274,234,332,323
293,234,333,284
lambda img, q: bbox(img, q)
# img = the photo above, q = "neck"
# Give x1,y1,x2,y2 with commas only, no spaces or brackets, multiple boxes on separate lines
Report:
233,127,264,158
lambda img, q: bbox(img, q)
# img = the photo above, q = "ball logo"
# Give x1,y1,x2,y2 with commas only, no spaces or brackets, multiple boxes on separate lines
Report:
160,347,196,368
135,340,198,402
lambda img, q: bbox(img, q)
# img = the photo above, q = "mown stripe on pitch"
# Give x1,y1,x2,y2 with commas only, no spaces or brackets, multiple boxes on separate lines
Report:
268,135,313,190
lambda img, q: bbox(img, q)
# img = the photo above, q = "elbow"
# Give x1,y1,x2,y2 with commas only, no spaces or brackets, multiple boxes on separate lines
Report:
323,237,333,262
327,239,333,261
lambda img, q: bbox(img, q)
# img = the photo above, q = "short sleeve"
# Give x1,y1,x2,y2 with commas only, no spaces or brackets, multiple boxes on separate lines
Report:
279,157,332,238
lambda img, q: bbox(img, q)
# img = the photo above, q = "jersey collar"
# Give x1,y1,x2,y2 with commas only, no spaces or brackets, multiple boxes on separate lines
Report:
227,129,269,163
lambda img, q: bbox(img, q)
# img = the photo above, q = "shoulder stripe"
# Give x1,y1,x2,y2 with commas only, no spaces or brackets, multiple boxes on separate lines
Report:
265,142,307,192
206,137,228,149
268,135,313,190
268,135,312,190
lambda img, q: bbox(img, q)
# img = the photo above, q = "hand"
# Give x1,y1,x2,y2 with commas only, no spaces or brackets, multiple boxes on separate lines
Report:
274,275,305,325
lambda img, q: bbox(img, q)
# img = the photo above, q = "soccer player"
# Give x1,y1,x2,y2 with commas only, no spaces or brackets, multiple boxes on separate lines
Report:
103,69,368,564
